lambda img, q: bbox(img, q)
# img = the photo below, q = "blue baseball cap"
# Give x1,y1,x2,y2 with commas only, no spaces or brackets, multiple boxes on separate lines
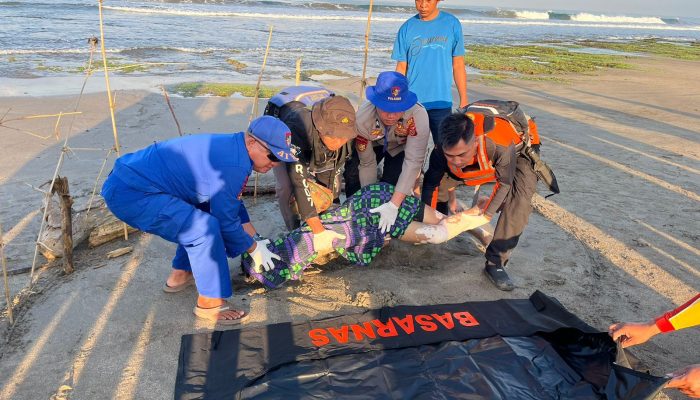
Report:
365,71,418,113
247,116,298,162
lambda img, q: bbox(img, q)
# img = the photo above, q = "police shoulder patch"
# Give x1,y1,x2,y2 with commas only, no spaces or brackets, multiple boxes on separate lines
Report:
355,136,369,152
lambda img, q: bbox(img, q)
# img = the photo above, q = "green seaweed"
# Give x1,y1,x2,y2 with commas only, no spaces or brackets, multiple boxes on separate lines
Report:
226,58,247,70
299,69,352,81
573,39,700,60
74,59,151,74
466,45,632,75
169,82,282,98
36,62,64,73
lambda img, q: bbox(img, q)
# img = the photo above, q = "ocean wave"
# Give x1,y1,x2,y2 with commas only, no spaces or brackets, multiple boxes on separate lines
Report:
476,9,682,25
99,6,699,31
101,5,407,21
0,48,120,55
570,13,667,24
0,46,233,56
457,18,700,32
514,10,550,20
140,0,417,13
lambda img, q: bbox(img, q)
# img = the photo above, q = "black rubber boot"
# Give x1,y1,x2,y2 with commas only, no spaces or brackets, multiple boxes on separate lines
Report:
484,263,515,291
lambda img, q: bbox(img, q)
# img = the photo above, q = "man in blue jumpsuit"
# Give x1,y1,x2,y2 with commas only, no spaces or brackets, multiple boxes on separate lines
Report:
101,116,297,324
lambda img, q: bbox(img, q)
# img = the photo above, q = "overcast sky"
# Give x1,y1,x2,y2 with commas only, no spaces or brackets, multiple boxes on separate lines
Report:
390,1,700,18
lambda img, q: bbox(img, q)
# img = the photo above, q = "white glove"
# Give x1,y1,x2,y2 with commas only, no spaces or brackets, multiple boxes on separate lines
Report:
248,239,281,273
370,201,399,234
312,229,346,256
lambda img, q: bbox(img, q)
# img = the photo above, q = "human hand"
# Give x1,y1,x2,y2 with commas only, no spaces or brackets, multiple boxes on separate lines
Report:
608,321,660,348
312,229,346,256
666,364,700,398
248,239,281,273
448,197,466,215
370,201,400,234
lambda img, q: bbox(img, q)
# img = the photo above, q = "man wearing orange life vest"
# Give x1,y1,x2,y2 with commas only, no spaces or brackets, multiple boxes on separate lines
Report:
421,111,539,291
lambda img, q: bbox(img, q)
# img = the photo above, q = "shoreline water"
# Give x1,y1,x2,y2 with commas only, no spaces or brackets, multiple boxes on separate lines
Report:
4,39,698,98
3,0,699,84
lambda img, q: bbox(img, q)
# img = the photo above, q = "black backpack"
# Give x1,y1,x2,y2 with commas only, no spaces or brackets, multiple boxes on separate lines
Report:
264,86,334,120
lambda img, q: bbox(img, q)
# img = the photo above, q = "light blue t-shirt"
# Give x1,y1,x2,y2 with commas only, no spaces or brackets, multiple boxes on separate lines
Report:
391,11,465,110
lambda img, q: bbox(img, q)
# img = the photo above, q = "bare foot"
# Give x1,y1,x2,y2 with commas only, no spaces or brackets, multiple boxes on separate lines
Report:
166,270,193,288
196,296,246,322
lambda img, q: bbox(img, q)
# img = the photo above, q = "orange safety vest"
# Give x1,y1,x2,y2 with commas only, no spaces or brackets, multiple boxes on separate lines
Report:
446,112,527,186
430,112,541,209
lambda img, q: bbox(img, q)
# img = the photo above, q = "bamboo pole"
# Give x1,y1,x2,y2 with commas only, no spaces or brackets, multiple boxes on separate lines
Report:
98,0,128,240
86,148,113,215
160,86,182,137
1,111,82,123
248,25,274,124
0,222,13,324
360,0,374,102
249,25,274,205
295,57,302,85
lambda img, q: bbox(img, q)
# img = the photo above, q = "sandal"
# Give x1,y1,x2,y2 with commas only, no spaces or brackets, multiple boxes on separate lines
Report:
163,275,195,293
193,301,247,325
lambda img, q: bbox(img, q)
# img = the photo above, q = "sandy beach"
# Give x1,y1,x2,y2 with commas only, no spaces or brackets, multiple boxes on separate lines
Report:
0,55,698,399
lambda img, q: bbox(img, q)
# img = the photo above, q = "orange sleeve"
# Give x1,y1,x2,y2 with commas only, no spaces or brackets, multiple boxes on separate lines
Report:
655,293,700,333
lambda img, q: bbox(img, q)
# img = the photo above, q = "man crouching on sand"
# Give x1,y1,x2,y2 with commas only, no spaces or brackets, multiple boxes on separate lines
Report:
100,116,297,325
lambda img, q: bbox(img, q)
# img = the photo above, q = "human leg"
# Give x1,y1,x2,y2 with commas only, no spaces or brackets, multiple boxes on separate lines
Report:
379,150,405,187
427,107,452,145
400,205,488,244
273,163,300,230
102,175,244,321
484,156,538,290
344,145,384,197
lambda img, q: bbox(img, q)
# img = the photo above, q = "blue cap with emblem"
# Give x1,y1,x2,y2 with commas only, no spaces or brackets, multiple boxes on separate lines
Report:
247,115,298,162
366,71,418,113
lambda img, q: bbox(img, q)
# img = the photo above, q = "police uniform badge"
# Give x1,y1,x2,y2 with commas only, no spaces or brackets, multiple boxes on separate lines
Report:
405,117,417,136
370,119,382,137
394,117,408,137
355,136,369,152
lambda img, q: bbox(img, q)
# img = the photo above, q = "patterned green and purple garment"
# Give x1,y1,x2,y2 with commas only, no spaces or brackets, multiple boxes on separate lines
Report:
242,183,421,288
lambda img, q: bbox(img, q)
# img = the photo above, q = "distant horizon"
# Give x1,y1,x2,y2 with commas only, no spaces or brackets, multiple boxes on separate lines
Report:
347,0,700,19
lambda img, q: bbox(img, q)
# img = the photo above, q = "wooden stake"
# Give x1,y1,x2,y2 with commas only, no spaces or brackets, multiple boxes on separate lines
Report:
160,85,182,137
249,25,274,204
360,0,374,102
295,57,302,86
0,222,13,324
98,0,129,241
249,25,274,124
52,177,74,274
86,148,113,215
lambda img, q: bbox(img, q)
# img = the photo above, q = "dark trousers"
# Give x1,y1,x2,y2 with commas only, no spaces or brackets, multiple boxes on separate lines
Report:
344,145,405,197
485,155,538,267
433,155,538,267
427,108,452,146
